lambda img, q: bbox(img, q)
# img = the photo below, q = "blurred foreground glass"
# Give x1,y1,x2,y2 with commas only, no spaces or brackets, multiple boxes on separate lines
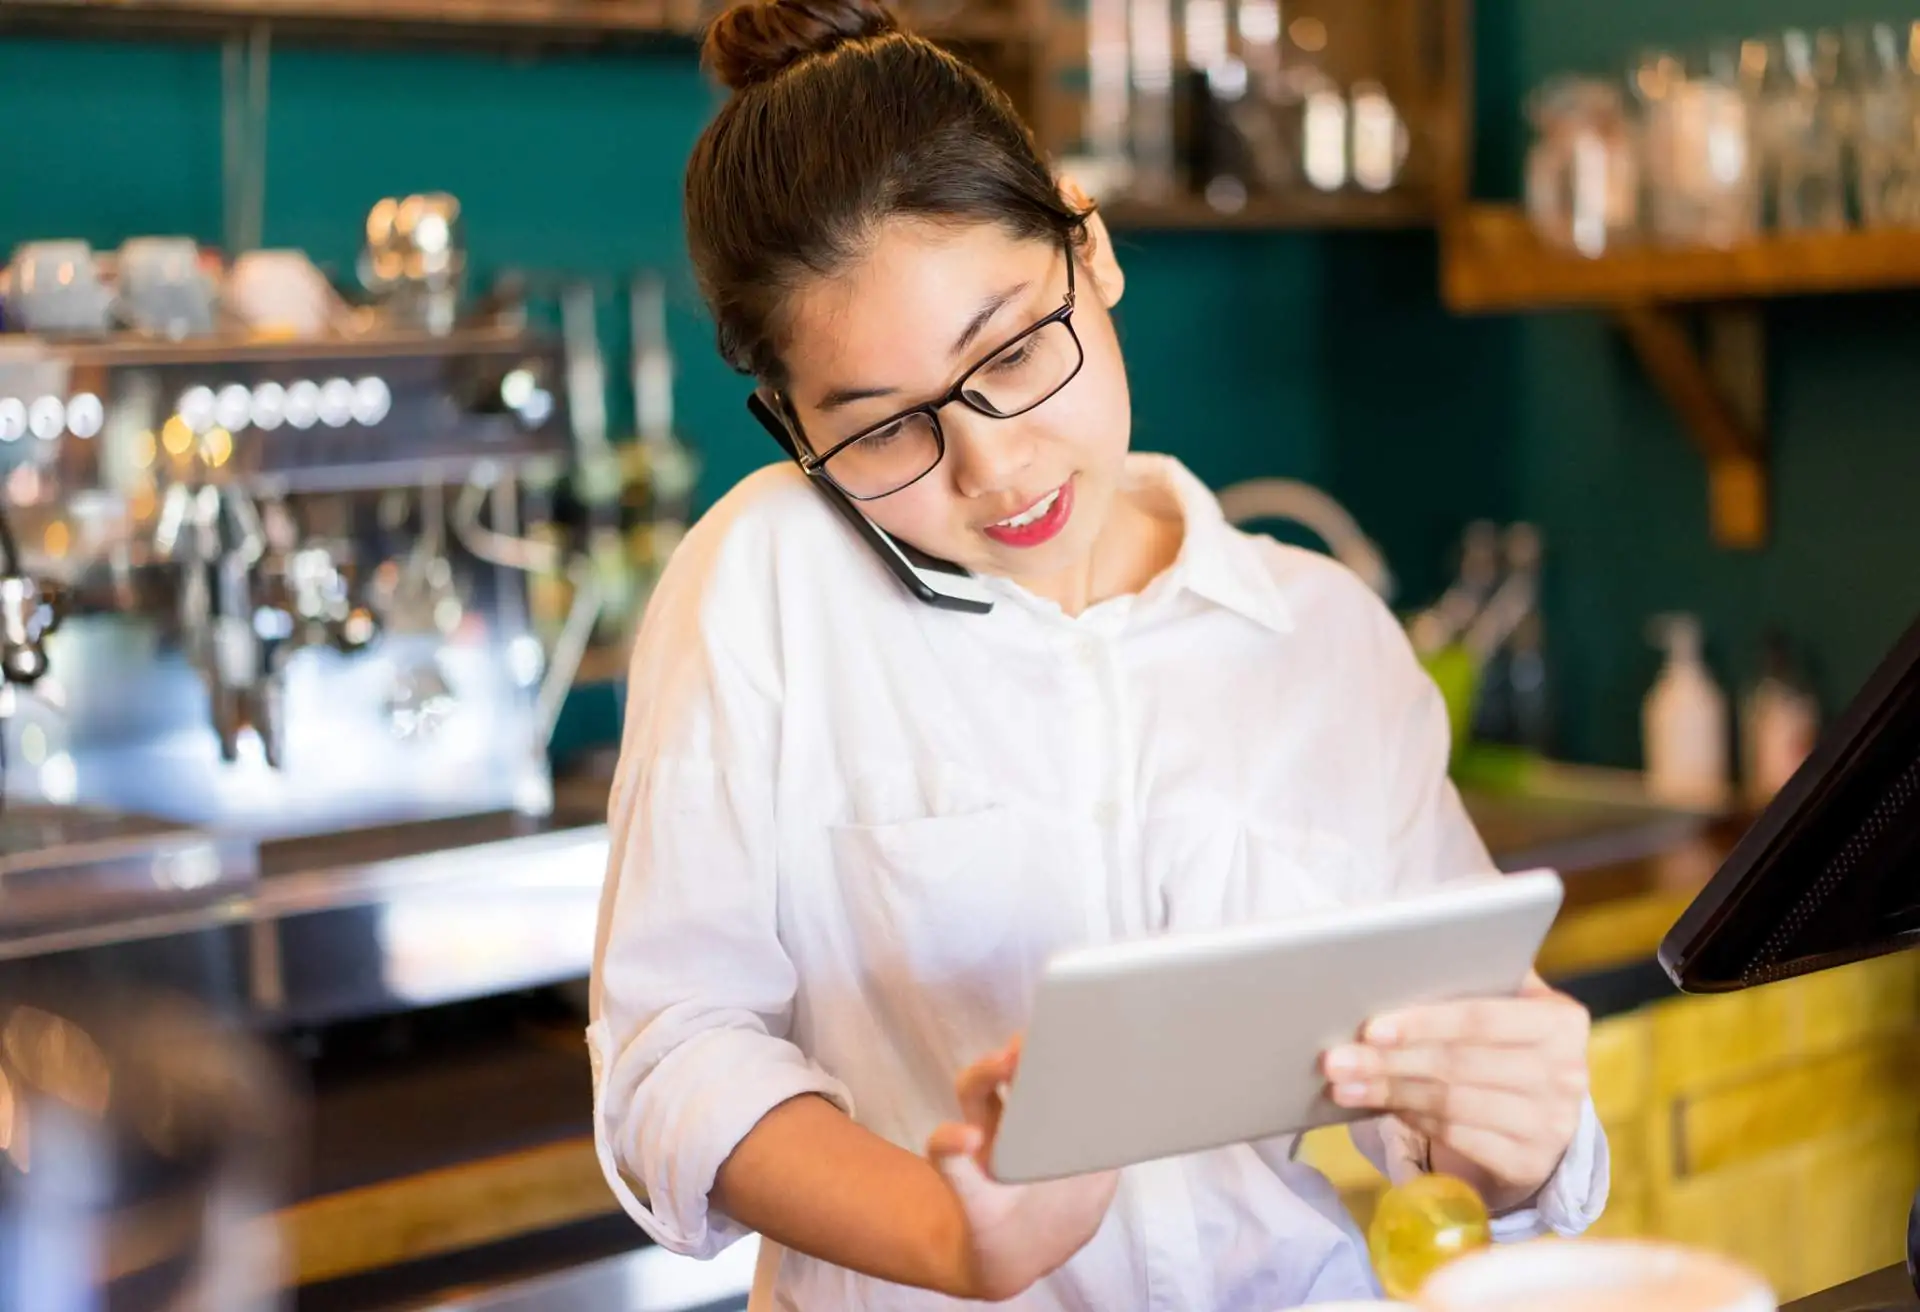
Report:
1634,45,1759,248
1525,77,1640,256
1844,21,1920,228
1368,1172,1492,1300
0,989,291,1311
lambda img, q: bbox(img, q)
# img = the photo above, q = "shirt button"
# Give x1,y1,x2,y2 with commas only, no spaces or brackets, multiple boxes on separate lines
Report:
1094,800,1119,825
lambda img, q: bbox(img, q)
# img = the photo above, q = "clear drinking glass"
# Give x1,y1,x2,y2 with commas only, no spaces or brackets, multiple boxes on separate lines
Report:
1126,0,1179,200
1524,76,1640,256
1756,28,1851,231
1843,21,1920,228
1634,43,1761,248
1350,80,1410,193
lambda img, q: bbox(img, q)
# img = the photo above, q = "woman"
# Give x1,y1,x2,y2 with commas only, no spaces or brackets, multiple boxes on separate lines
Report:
588,0,1608,1304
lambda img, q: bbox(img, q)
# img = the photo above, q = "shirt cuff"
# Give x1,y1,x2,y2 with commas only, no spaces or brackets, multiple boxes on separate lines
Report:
588,1018,854,1258
1488,1095,1611,1241
1348,1097,1610,1241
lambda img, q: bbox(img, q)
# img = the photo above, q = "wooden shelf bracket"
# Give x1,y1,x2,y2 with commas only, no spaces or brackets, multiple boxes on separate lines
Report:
1611,303,1769,550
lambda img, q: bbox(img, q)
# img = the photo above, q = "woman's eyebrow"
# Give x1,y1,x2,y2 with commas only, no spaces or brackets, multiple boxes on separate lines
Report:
812,278,1036,413
816,383,897,412
948,279,1032,358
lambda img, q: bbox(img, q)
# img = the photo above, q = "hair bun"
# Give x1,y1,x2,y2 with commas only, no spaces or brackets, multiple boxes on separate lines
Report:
703,0,900,90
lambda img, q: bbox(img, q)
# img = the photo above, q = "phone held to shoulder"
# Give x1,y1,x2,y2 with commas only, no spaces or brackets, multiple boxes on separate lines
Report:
748,391,994,616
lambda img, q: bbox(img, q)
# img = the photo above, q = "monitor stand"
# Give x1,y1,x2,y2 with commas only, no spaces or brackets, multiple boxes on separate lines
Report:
1908,1186,1920,1303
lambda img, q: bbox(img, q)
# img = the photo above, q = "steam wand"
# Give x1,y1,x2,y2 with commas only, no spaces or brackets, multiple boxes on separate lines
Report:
0,499,61,816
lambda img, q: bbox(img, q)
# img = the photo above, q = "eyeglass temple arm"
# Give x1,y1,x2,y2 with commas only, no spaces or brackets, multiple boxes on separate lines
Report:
747,391,816,469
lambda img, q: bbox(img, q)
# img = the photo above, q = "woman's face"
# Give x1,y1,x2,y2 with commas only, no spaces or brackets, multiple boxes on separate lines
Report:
777,215,1131,600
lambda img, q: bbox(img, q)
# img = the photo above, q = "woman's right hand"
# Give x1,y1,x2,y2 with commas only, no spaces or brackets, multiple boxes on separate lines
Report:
924,1037,1120,1302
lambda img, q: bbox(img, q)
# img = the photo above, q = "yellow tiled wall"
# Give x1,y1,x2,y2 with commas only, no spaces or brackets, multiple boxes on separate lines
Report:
1298,951,1920,1301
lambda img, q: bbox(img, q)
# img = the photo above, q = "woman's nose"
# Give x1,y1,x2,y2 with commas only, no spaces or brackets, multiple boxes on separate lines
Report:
946,410,1037,500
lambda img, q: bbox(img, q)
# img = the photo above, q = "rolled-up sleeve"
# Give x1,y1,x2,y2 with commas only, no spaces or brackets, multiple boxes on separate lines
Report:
588,528,851,1258
1488,1096,1610,1239
1345,1098,1609,1239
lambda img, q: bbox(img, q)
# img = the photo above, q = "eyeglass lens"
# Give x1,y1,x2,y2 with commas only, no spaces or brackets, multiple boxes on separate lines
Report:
823,316,1081,500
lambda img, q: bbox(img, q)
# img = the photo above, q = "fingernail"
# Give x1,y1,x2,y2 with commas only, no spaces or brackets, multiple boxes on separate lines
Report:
1366,1019,1401,1045
1333,1081,1372,1106
1324,1048,1362,1077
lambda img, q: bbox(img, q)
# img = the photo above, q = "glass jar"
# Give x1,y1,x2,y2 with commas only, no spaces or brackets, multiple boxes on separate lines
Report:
1524,76,1639,256
1756,28,1851,231
1843,21,1920,228
1350,80,1410,194
1634,44,1761,248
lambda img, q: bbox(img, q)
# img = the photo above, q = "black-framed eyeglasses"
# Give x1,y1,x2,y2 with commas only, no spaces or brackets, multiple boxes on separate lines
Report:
772,243,1083,502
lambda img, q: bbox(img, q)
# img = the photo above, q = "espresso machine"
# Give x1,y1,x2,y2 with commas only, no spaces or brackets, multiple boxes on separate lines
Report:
0,320,575,811
0,210,635,1021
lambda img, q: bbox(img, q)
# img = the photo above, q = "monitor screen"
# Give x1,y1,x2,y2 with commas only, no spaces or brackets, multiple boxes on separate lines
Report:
1659,612,1920,993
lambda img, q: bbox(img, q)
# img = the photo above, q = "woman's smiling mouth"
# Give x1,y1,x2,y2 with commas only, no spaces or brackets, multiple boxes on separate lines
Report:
982,479,1074,548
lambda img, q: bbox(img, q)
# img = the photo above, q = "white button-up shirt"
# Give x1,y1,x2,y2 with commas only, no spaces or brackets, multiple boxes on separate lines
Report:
589,454,1608,1311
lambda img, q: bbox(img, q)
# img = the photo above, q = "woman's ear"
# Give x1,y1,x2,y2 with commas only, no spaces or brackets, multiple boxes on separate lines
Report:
1060,175,1125,309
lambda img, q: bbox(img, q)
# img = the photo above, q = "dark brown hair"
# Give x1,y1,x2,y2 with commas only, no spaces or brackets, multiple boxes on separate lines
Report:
686,0,1088,384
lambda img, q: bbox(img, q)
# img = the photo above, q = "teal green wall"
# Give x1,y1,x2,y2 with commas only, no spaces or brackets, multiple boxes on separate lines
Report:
8,1,1919,771
1476,0,1920,765
0,35,1340,512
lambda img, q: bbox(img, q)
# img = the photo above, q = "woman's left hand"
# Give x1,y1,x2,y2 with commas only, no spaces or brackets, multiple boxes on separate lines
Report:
1320,972,1591,1215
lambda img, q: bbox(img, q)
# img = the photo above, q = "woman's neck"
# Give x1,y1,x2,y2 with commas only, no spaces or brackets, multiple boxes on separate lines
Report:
1014,485,1184,617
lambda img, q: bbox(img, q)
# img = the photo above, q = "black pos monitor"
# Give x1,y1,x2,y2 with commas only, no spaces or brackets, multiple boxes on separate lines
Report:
1659,612,1920,1306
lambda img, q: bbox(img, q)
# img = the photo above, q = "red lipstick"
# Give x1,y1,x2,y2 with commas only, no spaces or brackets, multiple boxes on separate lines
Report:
982,479,1074,549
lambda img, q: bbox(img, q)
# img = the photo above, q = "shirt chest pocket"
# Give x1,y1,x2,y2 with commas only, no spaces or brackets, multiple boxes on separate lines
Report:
1149,810,1374,932
826,802,1096,1039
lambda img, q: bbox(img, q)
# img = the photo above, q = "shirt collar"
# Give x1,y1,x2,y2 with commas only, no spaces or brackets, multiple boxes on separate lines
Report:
1130,454,1296,636
975,455,1298,635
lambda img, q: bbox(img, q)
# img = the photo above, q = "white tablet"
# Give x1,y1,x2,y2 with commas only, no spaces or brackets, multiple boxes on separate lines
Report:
990,869,1566,1184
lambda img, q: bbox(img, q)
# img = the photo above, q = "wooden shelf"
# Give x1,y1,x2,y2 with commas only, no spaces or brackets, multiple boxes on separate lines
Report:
1443,205,1920,313
0,0,1040,47
0,0,696,45
1102,189,1433,233
919,10,1040,45
1435,205,1920,550
22,323,537,368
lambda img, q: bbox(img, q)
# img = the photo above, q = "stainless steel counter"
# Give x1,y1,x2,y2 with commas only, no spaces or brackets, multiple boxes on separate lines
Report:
0,764,1706,1028
0,813,610,1027
0,819,607,963
1,770,1697,966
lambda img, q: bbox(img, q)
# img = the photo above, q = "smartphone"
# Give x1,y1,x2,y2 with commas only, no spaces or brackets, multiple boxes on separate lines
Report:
747,392,993,615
